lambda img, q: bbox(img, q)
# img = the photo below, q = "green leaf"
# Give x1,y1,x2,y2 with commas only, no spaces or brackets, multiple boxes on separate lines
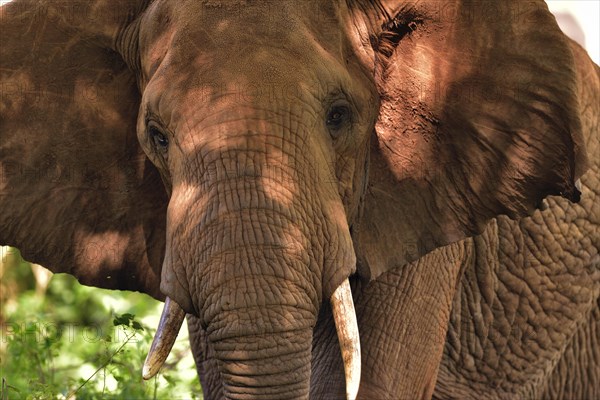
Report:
113,313,135,327
131,321,143,331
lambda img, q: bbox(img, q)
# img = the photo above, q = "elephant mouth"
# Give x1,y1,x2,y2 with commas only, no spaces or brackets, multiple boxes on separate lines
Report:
142,278,361,400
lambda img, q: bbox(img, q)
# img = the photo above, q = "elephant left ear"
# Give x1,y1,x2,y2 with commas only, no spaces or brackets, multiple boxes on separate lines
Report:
0,0,167,298
352,0,592,279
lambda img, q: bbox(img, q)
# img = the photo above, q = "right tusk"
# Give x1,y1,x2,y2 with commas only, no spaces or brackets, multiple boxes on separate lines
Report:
331,278,361,400
142,297,186,380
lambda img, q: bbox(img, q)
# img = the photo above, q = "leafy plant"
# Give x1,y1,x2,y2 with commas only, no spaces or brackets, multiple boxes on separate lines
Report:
0,247,202,399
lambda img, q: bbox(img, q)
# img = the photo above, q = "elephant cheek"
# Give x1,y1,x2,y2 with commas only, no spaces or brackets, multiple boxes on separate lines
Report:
160,242,195,314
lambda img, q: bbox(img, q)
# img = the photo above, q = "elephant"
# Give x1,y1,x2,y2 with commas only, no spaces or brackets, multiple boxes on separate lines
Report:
1,0,598,398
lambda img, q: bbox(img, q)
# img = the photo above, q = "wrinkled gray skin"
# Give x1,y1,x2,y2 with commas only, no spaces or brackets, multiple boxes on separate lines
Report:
0,0,598,399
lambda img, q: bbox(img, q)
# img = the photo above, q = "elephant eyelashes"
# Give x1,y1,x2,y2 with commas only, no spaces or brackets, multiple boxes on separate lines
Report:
326,105,351,139
148,125,169,153
374,12,423,58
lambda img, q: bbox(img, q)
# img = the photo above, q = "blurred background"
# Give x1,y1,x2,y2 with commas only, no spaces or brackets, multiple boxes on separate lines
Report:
547,0,599,64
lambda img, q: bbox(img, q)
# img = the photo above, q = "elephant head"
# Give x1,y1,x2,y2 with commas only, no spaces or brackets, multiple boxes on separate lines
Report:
0,0,592,398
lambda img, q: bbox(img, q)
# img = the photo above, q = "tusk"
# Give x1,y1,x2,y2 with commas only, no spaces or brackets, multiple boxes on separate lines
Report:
331,278,361,400
142,297,186,380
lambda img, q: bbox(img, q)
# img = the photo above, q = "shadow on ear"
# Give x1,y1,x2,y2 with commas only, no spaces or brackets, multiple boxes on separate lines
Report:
0,0,167,298
353,0,589,280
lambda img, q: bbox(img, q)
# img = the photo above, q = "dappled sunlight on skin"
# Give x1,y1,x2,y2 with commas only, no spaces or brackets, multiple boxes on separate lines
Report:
134,4,376,396
1,0,596,399
0,2,168,296
74,77,128,130
140,23,175,85
159,76,323,149
385,42,439,103
0,163,6,193
0,71,35,117
260,173,297,209
277,224,311,267
73,230,130,272
151,72,364,397
167,182,204,232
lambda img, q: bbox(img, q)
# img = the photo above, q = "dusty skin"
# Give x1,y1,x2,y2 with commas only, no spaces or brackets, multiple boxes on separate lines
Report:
0,0,598,399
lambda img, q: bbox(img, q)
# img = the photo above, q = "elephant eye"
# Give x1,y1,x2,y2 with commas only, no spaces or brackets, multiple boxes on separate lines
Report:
148,125,169,152
326,105,351,138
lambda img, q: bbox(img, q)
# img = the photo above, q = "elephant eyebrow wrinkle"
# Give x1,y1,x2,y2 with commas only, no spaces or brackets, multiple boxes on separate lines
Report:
372,10,425,58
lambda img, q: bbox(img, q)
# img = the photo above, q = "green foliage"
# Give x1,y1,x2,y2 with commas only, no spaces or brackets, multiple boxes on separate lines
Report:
0,247,202,399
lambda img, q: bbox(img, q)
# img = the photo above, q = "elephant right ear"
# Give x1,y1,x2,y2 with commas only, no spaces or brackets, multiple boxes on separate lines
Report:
352,0,591,280
0,0,167,298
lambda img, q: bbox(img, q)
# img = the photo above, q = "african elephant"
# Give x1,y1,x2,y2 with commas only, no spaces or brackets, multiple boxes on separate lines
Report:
1,0,598,398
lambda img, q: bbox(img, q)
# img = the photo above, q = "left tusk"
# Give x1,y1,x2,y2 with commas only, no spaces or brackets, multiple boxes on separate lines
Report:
331,278,361,400
142,297,186,380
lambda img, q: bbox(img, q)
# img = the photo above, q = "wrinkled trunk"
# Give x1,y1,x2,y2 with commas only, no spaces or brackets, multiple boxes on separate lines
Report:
159,151,322,397
193,195,322,397
153,110,358,396
211,297,315,399
183,198,320,394
191,210,320,399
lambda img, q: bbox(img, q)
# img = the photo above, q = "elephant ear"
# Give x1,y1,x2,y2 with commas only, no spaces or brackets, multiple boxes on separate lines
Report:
353,0,589,279
0,0,167,298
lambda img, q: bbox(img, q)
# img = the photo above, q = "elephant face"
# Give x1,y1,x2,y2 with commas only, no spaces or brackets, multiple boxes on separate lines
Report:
0,0,592,398
131,5,377,393
134,1,377,319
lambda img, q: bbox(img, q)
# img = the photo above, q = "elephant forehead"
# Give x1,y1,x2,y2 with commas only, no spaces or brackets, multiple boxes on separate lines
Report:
172,0,342,42
139,0,347,81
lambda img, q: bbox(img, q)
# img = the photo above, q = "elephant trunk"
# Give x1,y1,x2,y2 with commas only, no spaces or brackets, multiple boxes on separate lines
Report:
146,127,361,397
144,279,360,400
210,299,314,399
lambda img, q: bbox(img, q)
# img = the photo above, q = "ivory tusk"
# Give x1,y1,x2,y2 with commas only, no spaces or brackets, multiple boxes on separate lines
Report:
331,278,361,400
142,297,186,380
